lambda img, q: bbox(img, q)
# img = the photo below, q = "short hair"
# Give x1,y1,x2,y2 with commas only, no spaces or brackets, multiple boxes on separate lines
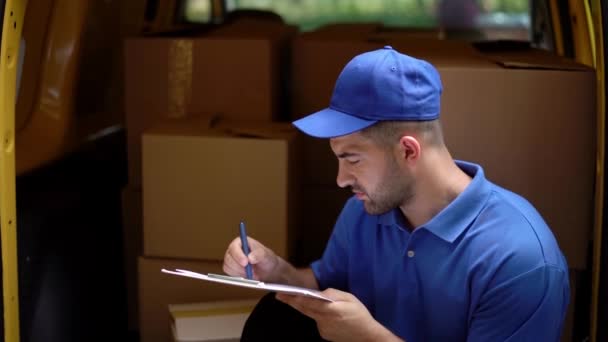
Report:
360,119,445,149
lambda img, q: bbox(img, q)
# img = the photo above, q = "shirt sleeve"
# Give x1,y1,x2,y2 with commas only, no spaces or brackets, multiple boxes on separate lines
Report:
310,197,358,291
467,264,570,342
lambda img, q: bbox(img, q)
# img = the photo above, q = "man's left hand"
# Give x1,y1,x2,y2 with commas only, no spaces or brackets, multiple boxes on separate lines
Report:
276,288,402,342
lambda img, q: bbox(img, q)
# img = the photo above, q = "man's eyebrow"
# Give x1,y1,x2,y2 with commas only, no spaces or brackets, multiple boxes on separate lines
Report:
336,152,359,159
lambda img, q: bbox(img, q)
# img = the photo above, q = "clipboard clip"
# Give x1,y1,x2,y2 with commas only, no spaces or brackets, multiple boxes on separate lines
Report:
208,273,264,285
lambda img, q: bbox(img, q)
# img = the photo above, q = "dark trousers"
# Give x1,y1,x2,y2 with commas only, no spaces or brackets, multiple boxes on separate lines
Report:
241,292,329,341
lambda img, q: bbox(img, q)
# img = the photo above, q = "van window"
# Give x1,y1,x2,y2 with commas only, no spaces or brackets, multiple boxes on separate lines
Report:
183,0,530,41
181,0,213,23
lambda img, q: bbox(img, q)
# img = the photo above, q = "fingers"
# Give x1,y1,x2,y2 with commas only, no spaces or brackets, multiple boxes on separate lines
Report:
223,237,248,276
321,288,355,301
275,293,330,319
246,236,262,248
233,236,268,265
222,256,245,277
248,244,268,264
223,236,268,275
275,288,358,320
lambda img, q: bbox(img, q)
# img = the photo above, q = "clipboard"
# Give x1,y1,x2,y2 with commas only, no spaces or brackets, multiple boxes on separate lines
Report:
162,268,333,302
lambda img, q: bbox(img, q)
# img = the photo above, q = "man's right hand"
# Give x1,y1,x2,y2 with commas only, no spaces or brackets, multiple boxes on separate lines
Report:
222,236,280,282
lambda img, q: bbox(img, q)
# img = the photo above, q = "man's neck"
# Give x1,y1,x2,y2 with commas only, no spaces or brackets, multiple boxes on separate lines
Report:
400,153,471,228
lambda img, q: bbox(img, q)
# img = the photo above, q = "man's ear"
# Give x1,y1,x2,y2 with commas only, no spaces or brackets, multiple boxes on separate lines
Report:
397,136,421,162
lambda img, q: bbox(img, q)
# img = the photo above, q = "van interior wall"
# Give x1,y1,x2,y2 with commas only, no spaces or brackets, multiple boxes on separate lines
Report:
13,130,129,342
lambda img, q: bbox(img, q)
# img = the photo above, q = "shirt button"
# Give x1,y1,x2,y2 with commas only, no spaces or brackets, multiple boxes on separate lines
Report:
407,250,415,258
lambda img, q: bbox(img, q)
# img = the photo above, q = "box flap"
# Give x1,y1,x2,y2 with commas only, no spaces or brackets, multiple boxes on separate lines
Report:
143,114,220,136
145,116,298,140
300,23,384,41
136,24,216,38
216,125,297,140
294,33,498,68
486,52,592,71
369,27,442,40
375,38,497,68
316,22,383,36
207,19,298,41
474,41,593,71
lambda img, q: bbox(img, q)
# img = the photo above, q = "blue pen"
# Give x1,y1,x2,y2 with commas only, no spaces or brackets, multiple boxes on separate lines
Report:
239,220,254,279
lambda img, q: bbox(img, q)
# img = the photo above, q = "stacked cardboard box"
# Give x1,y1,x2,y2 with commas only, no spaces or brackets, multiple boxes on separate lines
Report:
121,18,299,342
125,20,297,187
142,118,301,262
138,118,299,342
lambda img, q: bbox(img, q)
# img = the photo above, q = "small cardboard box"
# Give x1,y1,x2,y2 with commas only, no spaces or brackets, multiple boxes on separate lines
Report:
139,257,262,342
169,299,258,342
142,118,301,261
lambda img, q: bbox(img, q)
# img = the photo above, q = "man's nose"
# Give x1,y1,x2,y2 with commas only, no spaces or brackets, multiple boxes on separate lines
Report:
336,163,352,189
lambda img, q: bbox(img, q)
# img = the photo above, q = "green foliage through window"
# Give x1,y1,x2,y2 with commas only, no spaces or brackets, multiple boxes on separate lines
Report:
185,0,530,38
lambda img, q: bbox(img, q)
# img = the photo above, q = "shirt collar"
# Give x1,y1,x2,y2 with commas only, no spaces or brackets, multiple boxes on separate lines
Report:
378,161,492,242
378,207,410,230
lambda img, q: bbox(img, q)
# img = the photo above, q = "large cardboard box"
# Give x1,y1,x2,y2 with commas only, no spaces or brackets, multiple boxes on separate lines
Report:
124,22,296,187
295,186,352,267
310,22,384,40
305,23,441,41
121,185,143,331
290,35,595,269
139,257,263,342
142,119,301,261
438,51,595,271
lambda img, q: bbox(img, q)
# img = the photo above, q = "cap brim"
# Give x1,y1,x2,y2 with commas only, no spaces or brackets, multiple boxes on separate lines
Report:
292,107,377,138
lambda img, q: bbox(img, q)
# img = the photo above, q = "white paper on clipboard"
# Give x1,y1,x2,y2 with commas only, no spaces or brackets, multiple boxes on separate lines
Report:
161,268,334,302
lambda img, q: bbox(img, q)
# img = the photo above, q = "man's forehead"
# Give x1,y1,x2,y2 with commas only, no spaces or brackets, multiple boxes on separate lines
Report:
330,132,372,151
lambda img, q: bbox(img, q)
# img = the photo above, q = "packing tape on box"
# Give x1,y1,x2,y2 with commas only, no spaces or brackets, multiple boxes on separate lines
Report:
168,39,193,118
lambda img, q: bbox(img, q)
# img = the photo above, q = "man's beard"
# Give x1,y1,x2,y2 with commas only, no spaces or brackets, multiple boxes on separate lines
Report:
356,157,414,215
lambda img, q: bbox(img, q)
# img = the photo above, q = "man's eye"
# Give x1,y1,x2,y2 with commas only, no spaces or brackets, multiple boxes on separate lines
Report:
347,159,360,165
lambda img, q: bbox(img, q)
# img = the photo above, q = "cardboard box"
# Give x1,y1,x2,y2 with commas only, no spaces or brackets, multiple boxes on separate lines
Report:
169,299,258,342
290,35,595,269
368,27,443,41
438,53,594,270
139,257,263,342
142,119,301,261
121,185,143,331
309,22,384,40
295,186,352,267
307,23,441,41
124,22,296,187
300,137,338,187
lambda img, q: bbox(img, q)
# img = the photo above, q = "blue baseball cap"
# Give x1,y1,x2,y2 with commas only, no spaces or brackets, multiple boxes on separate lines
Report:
293,46,443,138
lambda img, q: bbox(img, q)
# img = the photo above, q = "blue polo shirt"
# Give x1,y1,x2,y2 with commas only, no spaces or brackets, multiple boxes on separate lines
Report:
311,161,569,341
